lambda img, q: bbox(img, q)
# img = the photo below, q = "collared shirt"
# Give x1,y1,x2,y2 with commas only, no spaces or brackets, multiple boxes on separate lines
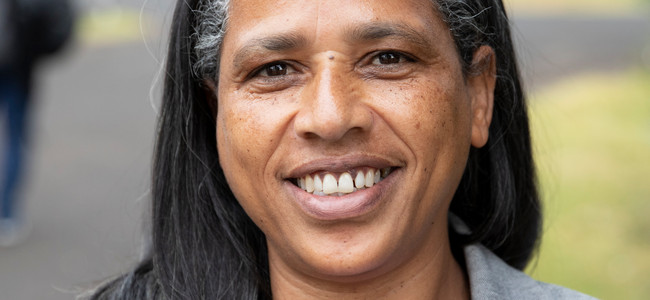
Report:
450,215,598,299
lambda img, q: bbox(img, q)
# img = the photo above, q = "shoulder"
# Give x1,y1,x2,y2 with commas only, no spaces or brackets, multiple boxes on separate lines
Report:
448,213,597,300
464,243,597,300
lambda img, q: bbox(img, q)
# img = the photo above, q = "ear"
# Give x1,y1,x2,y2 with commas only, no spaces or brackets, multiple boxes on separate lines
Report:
203,79,219,117
468,45,496,148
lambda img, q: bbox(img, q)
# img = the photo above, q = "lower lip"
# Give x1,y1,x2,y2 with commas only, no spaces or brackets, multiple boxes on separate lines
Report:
286,170,398,221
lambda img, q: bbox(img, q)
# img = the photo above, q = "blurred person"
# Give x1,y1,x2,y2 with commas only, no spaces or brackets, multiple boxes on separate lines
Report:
0,0,73,246
88,0,596,299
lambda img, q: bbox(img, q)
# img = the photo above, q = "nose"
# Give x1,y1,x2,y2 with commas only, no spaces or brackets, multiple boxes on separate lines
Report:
293,63,372,141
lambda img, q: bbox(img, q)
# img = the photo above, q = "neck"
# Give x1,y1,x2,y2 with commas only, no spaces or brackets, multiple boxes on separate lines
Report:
269,228,470,300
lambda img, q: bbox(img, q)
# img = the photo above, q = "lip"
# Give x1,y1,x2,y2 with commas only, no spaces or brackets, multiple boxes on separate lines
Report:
285,167,400,221
284,155,398,179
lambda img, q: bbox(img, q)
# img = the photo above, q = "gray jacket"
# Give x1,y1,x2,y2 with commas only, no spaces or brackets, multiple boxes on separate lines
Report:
465,243,596,299
452,216,597,299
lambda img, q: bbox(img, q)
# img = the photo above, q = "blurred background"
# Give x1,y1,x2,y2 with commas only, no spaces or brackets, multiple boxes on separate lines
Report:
0,0,648,299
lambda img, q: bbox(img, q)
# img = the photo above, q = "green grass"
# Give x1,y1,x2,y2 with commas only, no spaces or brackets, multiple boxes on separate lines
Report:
526,70,650,299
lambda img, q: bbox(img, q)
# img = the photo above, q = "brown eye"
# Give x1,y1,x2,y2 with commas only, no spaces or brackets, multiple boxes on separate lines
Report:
361,51,417,79
377,52,401,64
262,63,288,76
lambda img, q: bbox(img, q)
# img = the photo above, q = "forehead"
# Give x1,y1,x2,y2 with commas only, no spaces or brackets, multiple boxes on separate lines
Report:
223,0,442,43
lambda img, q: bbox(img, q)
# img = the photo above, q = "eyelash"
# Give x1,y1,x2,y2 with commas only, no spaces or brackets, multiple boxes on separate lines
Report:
248,61,296,79
246,50,417,81
369,51,416,66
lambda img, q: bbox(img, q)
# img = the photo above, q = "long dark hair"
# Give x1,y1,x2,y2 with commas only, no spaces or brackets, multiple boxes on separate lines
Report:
90,0,539,298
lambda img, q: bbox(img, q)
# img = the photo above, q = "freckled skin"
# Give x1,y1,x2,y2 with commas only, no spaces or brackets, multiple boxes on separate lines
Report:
213,0,495,299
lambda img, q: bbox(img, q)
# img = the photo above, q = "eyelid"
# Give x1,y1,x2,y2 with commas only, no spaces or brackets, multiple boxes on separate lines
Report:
373,51,416,64
247,60,299,80
361,50,418,67
354,50,420,80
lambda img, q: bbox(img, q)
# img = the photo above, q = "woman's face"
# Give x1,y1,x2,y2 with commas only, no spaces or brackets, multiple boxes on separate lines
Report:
215,0,494,283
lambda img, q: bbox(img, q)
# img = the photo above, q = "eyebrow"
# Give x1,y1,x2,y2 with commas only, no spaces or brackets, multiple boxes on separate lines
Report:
345,22,433,50
230,22,433,69
233,32,308,69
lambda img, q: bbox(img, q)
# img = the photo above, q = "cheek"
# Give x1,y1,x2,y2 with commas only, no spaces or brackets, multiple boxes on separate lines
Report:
368,76,472,147
216,90,298,198
216,97,276,226
217,105,263,174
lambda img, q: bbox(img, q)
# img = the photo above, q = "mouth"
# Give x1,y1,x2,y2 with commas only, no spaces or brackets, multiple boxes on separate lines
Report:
289,167,395,196
284,156,402,220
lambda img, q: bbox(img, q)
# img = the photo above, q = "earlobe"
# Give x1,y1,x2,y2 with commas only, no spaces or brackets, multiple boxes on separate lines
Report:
203,79,219,117
468,45,496,148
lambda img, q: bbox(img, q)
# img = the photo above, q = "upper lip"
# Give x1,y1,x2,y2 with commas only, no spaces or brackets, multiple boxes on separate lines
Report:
284,154,402,179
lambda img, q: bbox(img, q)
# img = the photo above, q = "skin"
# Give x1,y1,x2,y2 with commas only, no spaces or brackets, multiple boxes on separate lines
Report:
212,0,496,298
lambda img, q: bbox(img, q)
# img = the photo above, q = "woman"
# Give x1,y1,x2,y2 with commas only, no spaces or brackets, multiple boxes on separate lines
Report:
91,0,593,299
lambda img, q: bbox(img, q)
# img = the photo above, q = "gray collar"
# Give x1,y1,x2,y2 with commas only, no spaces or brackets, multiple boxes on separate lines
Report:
449,214,596,300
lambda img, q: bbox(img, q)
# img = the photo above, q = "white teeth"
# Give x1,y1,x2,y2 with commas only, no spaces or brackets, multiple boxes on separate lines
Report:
297,167,393,196
322,174,338,194
305,175,314,193
314,175,323,192
338,172,354,193
365,170,374,188
354,172,365,189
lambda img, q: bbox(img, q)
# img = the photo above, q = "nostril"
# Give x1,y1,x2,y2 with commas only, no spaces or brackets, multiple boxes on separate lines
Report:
293,116,371,142
294,112,352,141
299,131,320,140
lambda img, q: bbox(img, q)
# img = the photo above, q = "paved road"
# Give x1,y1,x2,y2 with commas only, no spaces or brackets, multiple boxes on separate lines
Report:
0,6,648,299
0,40,162,299
513,15,650,90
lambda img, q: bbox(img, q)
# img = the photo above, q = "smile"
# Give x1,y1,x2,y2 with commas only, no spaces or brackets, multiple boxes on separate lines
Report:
293,167,394,196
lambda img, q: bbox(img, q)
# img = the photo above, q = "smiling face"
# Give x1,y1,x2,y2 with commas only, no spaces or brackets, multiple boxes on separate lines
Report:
214,0,494,292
